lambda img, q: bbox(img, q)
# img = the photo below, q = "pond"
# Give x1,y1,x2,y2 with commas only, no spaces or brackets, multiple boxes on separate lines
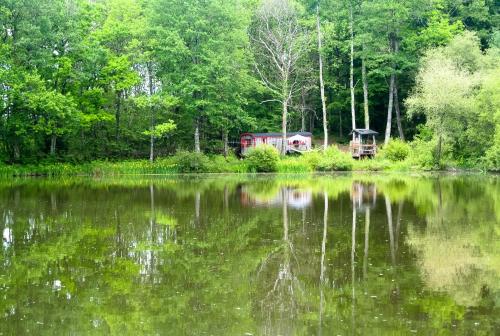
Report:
0,174,499,335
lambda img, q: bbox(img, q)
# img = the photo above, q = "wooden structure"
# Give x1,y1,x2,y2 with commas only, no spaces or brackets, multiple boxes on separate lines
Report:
240,132,312,155
349,129,378,158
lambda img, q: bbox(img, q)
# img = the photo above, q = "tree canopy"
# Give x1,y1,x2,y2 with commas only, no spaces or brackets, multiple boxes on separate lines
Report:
0,0,498,167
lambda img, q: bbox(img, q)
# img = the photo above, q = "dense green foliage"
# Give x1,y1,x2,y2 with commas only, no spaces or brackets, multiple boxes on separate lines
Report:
0,0,498,169
304,146,354,171
173,151,210,173
382,139,410,161
245,145,280,172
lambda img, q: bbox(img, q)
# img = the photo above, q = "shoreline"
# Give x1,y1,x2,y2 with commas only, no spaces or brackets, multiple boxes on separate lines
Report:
0,160,495,178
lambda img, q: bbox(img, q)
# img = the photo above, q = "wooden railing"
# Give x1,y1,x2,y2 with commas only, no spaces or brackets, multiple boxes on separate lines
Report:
349,143,377,157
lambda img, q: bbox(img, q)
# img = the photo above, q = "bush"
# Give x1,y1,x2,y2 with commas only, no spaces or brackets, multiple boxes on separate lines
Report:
205,154,249,173
302,151,323,169
315,146,353,171
245,145,280,172
382,139,410,161
407,138,437,169
173,151,210,173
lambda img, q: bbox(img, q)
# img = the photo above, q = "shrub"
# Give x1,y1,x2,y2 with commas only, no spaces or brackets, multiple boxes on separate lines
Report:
382,139,410,161
302,151,323,169
245,145,280,172
407,138,437,169
173,151,210,173
315,146,353,171
205,154,249,173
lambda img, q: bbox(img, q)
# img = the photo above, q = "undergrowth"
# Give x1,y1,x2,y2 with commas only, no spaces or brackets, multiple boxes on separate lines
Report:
1,140,493,177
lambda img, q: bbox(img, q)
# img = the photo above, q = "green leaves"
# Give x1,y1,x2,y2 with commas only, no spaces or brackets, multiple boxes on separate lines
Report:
143,120,177,138
406,32,500,167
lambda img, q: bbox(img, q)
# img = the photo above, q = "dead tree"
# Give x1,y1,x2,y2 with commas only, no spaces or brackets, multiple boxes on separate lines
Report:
316,3,328,150
250,0,307,155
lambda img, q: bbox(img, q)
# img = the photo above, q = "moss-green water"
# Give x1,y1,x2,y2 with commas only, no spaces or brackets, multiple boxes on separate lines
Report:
0,174,498,335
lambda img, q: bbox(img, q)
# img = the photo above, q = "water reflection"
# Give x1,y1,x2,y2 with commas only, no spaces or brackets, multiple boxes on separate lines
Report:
240,185,312,209
0,175,498,335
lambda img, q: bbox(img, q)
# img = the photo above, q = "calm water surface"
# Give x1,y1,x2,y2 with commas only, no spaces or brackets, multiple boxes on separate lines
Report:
0,174,499,335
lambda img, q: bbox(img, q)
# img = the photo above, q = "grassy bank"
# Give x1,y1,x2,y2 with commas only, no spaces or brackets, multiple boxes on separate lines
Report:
1,143,493,177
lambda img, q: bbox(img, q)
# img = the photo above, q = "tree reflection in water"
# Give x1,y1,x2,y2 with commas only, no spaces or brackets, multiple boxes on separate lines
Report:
0,175,498,335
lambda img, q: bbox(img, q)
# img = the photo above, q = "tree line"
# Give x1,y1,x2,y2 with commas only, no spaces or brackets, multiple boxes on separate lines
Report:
0,0,498,165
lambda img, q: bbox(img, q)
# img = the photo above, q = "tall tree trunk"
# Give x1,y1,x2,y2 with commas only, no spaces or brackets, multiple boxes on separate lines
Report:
12,142,20,161
194,118,200,153
393,36,404,141
281,97,288,156
150,133,155,163
300,87,307,132
317,5,328,151
384,73,395,145
148,63,155,163
394,76,404,140
50,135,57,156
115,92,121,141
437,133,442,166
362,52,369,130
349,4,356,131
223,130,229,157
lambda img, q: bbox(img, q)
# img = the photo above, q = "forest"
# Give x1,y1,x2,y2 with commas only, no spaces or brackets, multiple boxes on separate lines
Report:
0,0,499,170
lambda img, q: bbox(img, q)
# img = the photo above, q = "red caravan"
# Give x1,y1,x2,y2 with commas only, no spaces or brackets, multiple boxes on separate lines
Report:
240,132,312,155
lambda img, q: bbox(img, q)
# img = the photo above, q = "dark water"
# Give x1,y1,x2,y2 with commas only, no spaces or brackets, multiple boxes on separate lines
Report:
0,174,498,335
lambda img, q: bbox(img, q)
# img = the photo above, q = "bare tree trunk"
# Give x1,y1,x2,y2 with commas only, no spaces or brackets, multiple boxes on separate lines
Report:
194,118,200,153
281,98,288,156
394,76,405,141
115,92,121,141
393,37,404,141
317,5,328,151
437,133,442,166
50,135,57,156
150,133,155,162
384,73,395,145
349,4,356,131
362,53,369,129
223,130,229,157
300,87,306,132
13,143,20,161
148,63,155,163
